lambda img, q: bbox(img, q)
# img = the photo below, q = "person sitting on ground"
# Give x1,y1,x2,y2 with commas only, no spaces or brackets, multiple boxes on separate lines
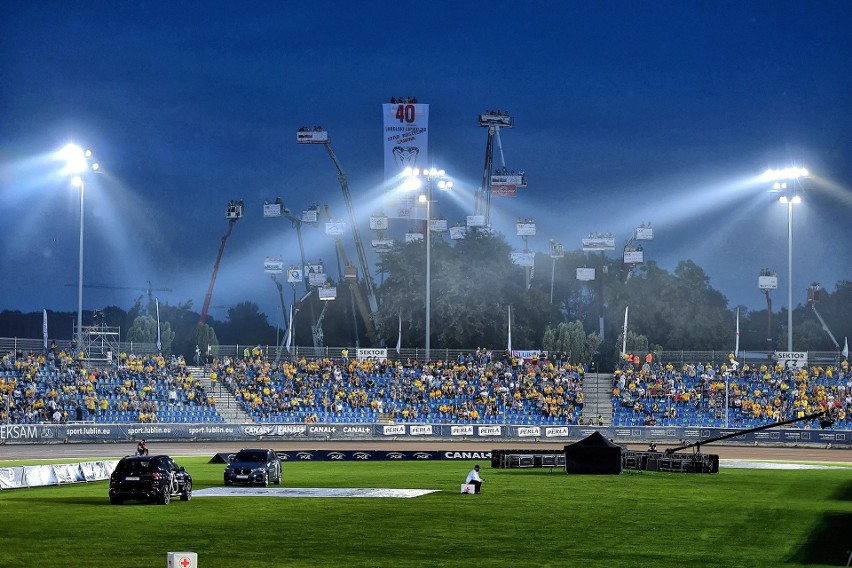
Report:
465,464,483,494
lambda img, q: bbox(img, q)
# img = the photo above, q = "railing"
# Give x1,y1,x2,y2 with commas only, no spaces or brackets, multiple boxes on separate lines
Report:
2,337,843,369
655,350,843,367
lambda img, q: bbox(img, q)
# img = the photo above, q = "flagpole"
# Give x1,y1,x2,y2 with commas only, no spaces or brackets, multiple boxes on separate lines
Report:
507,305,512,354
43,309,48,351
621,306,629,357
396,310,402,355
155,299,162,352
735,307,740,359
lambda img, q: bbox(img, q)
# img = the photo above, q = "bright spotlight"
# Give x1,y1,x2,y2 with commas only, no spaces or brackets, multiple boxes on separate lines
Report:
61,144,88,173
418,194,427,203
91,163,100,171
412,168,420,176
71,176,83,187
762,167,809,182
402,167,413,176
402,178,422,191
779,196,788,204
437,169,445,176
445,181,454,189
429,168,438,176
84,149,92,158
792,195,801,204
437,180,446,189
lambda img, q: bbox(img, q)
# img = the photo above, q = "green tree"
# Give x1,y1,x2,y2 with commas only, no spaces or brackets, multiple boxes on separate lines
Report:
214,301,275,346
542,320,601,364
192,323,219,359
126,315,175,354
376,232,546,349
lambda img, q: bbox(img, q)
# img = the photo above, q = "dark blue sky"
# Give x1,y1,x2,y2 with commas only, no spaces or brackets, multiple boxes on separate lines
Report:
2,1,851,328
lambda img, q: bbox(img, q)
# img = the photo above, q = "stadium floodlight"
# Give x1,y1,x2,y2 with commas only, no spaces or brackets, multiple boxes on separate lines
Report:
65,144,102,353
765,166,806,352
61,144,88,174
402,166,452,362
761,167,808,182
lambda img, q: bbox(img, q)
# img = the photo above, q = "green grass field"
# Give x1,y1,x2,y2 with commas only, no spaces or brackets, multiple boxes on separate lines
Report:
1,456,850,567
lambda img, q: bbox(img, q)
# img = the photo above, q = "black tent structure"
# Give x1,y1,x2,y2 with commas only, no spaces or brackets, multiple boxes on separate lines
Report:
564,431,624,474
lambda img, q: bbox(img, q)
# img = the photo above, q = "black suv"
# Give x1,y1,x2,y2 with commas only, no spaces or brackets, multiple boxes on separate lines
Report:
109,455,192,505
224,448,282,487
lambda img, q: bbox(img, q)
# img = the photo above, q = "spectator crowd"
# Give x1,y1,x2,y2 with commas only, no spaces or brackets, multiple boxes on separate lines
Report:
3,345,849,432
0,349,220,424
612,353,850,430
211,350,586,425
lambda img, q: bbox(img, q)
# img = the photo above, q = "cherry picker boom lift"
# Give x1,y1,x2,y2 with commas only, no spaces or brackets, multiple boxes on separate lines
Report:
297,127,380,345
199,201,243,326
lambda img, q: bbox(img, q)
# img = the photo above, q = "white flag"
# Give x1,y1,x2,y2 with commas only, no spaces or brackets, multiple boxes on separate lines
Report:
843,336,849,359
43,309,48,349
155,299,162,352
285,303,293,353
396,311,402,354
734,307,740,358
507,305,512,353
621,306,629,357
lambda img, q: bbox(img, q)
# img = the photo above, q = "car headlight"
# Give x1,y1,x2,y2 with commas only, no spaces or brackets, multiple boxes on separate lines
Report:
251,467,265,474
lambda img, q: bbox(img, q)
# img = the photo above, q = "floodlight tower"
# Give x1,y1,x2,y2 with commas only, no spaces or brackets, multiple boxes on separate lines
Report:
762,167,807,352
758,269,778,353
474,110,526,228
60,144,101,349
403,167,453,362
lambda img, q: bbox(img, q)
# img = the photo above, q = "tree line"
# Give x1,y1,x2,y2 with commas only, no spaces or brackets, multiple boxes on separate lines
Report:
2,233,849,365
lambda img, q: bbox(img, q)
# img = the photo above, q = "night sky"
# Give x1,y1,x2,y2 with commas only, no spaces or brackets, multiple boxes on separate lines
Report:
2,1,850,329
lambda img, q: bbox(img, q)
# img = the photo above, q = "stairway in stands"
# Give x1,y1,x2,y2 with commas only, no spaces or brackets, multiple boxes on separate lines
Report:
580,372,614,426
187,366,253,423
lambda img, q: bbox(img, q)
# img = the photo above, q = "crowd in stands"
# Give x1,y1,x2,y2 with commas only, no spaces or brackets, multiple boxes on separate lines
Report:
4,344,849,432
612,353,851,430
211,349,586,425
0,349,221,424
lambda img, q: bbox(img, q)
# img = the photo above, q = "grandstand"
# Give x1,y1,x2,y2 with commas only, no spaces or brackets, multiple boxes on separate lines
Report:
2,343,849,435
212,352,585,425
1,350,222,425
611,358,851,430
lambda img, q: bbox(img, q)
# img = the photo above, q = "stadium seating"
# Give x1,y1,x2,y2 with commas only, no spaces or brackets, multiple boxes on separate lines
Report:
0,351,223,424
215,354,585,426
610,359,851,430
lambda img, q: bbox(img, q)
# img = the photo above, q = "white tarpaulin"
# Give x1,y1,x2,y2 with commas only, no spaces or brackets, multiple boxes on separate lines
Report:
194,487,440,498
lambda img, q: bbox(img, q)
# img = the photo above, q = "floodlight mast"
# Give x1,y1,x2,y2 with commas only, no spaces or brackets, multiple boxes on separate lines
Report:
297,127,380,344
